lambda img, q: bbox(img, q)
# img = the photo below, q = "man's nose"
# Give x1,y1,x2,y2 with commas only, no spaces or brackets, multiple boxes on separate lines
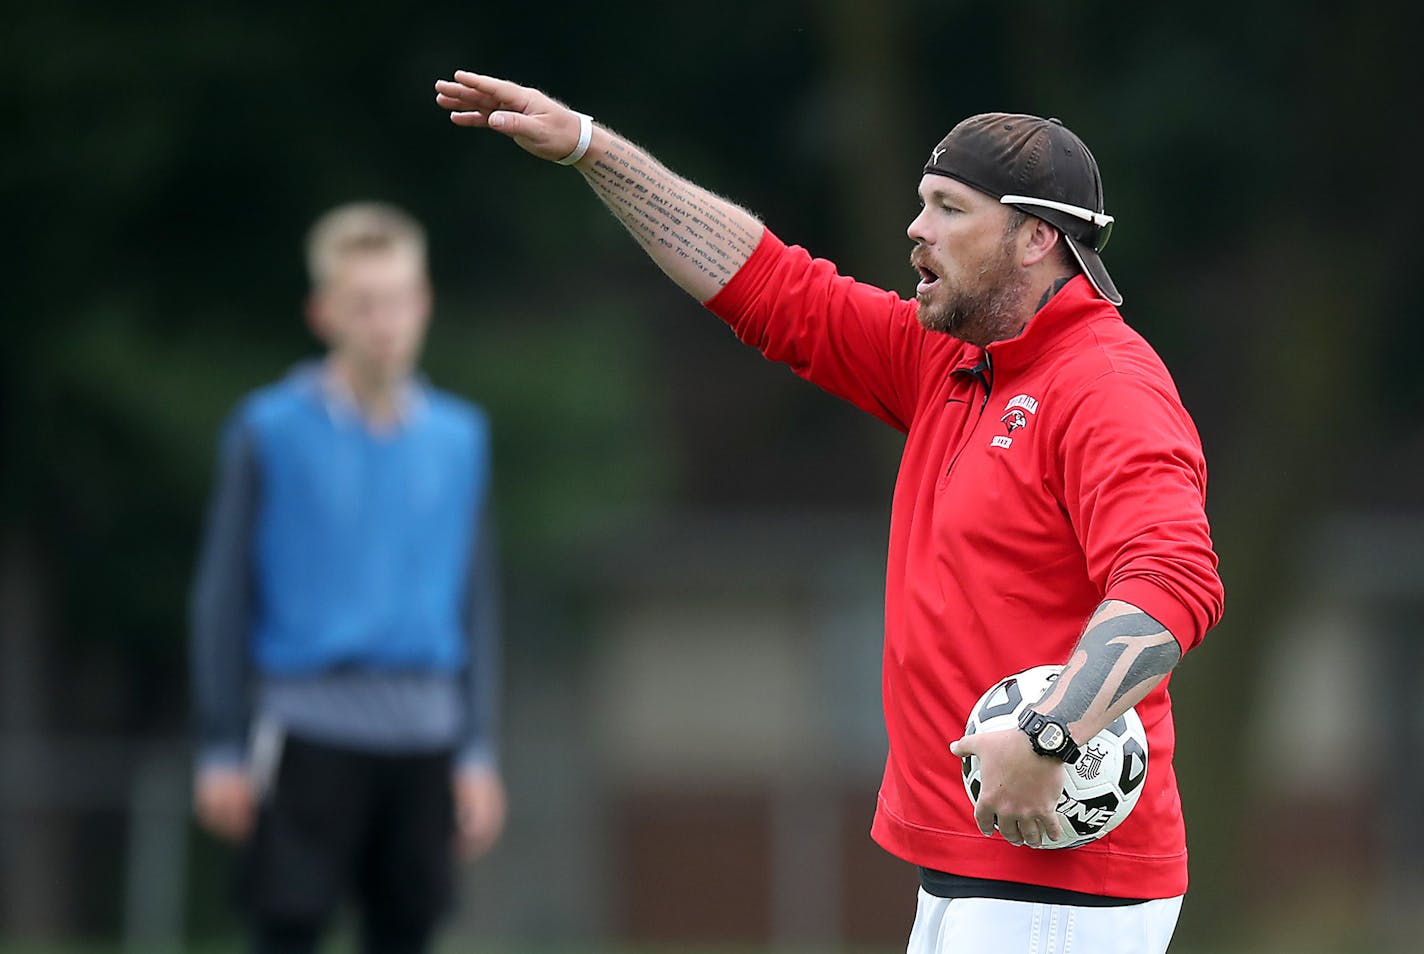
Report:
906,208,929,244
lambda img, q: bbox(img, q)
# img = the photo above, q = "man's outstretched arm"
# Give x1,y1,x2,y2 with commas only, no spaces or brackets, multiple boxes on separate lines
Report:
435,70,762,302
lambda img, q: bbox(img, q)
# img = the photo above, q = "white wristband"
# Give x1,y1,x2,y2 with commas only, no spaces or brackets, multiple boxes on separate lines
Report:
556,112,594,166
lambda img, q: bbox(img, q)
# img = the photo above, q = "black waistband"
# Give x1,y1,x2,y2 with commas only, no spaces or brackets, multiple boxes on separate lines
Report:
918,867,1148,907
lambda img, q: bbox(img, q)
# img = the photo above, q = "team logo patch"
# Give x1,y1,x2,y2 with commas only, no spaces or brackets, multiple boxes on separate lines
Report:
1005,393,1040,415
990,394,1039,449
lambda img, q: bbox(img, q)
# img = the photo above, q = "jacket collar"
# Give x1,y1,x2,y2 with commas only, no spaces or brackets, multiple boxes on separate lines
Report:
979,274,1121,371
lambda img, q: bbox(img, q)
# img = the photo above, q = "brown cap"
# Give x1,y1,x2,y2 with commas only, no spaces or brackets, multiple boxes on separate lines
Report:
924,113,1121,306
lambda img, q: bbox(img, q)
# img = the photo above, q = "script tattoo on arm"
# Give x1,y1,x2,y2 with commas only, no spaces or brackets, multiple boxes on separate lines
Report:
1033,601,1183,736
579,137,762,301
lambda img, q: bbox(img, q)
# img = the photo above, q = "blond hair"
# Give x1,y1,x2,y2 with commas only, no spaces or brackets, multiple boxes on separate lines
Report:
304,202,427,287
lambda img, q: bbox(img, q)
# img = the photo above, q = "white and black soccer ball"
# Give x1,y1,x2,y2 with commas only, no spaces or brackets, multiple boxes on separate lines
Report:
961,665,1149,849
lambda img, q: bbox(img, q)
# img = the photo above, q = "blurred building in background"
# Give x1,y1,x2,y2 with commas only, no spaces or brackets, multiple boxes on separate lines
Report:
464,512,913,950
1245,513,1424,954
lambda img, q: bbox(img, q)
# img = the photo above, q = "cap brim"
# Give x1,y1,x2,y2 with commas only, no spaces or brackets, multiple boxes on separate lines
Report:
1062,235,1123,306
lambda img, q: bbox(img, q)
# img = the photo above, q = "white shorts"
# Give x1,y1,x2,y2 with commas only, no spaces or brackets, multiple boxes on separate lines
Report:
906,887,1184,954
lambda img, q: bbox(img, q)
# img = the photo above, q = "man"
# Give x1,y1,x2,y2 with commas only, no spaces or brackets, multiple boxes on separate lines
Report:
433,74,1222,953
190,201,506,954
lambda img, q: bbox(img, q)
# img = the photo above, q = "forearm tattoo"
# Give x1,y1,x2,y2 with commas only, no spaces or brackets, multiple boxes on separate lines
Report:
580,138,761,293
1035,603,1182,729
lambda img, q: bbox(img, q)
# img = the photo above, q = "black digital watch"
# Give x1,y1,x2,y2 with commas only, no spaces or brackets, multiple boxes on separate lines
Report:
1017,708,1082,764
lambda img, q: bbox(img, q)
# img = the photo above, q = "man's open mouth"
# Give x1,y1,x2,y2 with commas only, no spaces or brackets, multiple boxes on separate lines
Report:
914,261,941,295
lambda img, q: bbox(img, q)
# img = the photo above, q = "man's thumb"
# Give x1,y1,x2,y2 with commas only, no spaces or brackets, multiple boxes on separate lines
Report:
949,737,972,758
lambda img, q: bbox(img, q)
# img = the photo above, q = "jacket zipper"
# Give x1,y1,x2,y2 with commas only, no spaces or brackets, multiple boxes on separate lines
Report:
944,354,993,477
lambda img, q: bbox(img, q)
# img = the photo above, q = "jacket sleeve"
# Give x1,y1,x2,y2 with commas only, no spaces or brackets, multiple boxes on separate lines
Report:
704,229,928,433
1054,371,1224,652
189,410,260,767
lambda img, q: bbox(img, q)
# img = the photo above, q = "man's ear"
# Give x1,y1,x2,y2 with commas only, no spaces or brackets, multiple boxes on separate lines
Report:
1021,217,1063,268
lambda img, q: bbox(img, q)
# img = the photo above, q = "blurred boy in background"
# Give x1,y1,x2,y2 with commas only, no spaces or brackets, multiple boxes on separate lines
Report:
189,202,505,954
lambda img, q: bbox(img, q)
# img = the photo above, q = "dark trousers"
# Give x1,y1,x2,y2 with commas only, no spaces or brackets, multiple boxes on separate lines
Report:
241,734,456,954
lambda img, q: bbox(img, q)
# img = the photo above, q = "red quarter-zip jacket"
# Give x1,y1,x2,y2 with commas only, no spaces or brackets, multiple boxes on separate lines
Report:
705,229,1223,899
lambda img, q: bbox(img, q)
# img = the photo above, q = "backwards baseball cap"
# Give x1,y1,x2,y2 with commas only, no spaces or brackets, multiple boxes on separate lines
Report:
924,113,1121,306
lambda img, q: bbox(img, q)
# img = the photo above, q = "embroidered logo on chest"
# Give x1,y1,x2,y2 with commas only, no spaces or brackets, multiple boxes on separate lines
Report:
991,393,1040,449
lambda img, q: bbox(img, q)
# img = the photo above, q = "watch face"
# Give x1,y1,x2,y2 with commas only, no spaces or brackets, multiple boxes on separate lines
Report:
1037,723,1065,751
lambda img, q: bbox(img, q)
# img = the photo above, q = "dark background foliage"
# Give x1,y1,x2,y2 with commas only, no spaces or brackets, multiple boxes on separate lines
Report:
2,1,1418,947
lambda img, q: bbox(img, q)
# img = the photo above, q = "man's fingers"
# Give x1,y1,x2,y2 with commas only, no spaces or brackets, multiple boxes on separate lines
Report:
448,111,489,128
435,91,482,112
998,817,1051,847
437,91,491,126
433,79,475,102
451,70,534,113
1042,813,1063,842
439,101,524,136
973,800,996,837
452,110,532,139
435,80,498,112
486,111,523,133
972,802,1058,847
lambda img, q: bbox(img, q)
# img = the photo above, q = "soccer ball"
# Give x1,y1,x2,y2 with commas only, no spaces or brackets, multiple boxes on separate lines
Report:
961,665,1148,849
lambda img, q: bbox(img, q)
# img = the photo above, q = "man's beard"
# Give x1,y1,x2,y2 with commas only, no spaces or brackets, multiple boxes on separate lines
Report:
916,240,1030,347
